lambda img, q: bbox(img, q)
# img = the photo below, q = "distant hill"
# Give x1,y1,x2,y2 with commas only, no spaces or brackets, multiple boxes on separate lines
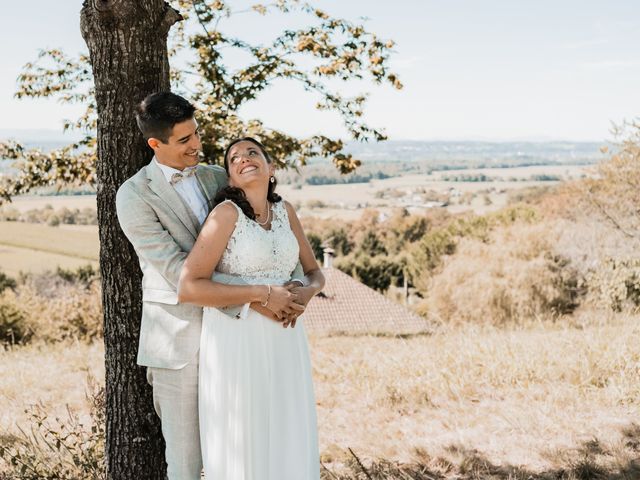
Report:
1,129,606,168
341,140,606,165
0,129,81,152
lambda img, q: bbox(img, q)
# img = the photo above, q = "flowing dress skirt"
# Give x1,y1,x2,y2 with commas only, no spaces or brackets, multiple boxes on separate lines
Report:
199,306,319,480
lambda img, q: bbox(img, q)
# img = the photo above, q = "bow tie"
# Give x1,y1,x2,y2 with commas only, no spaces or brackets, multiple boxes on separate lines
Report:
170,167,197,186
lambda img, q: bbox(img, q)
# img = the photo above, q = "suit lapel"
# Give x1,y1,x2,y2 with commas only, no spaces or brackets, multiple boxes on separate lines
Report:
195,165,225,212
146,160,200,240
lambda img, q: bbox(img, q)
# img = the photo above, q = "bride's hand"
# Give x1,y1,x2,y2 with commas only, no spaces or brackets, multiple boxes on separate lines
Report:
264,284,304,319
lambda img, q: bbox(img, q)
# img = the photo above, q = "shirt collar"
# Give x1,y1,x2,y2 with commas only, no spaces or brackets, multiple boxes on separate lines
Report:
154,157,197,184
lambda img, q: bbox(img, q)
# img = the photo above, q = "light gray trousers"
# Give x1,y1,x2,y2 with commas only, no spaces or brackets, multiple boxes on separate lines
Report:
147,356,202,480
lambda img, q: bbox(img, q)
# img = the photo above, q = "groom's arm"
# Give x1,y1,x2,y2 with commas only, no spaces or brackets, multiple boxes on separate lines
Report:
116,182,187,288
117,179,257,294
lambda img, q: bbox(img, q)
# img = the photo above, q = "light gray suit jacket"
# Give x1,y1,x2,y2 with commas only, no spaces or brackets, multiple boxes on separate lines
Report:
116,159,229,369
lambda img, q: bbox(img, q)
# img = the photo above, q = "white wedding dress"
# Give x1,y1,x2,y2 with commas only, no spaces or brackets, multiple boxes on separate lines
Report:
199,200,319,480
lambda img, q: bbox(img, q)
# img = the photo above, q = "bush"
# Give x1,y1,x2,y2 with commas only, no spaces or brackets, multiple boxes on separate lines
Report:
585,258,640,312
0,207,20,221
410,205,538,286
0,293,30,345
56,264,100,287
423,222,582,326
17,281,103,343
0,270,17,293
0,268,102,345
0,205,98,226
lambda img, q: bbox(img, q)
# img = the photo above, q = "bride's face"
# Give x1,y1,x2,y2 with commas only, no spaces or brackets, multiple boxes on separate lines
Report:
226,140,274,188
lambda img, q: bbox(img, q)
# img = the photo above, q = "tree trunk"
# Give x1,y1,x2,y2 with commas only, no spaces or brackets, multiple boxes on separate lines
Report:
80,1,181,478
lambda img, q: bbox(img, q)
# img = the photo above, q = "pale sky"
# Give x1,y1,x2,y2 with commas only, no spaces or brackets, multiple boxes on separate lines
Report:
1,1,639,142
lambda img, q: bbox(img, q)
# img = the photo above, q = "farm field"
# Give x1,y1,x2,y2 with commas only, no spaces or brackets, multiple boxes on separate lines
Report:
0,222,98,259
0,163,593,274
0,222,98,275
430,164,592,179
0,244,97,276
2,315,639,474
3,164,593,223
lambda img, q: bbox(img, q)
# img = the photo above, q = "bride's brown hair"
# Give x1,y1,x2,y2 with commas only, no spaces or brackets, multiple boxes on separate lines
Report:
213,137,282,220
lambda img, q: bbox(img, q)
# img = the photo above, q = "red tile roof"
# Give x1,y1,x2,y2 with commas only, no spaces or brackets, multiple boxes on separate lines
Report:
303,267,430,334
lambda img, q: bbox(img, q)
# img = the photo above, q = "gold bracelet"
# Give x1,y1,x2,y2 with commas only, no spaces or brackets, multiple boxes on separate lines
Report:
261,284,271,307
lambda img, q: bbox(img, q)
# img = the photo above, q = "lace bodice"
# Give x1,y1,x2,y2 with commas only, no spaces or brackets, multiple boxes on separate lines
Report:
217,200,299,284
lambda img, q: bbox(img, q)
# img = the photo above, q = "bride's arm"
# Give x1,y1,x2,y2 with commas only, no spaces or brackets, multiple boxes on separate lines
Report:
283,200,326,307
178,202,299,315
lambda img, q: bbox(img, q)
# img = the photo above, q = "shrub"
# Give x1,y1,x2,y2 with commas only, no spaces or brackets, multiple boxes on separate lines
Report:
0,293,30,345
56,264,100,287
423,222,582,326
17,280,103,343
410,205,538,289
585,258,640,312
0,268,103,345
306,199,326,209
0,270,17,293
0,207,20,221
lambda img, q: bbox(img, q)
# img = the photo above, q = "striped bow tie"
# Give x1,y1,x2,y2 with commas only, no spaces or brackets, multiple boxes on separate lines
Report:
170,167,197,186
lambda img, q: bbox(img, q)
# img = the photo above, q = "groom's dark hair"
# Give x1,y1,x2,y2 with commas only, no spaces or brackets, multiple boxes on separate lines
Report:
136,92,196,143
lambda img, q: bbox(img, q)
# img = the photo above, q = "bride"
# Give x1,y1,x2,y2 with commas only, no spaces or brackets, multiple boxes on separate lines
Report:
178,137,324,479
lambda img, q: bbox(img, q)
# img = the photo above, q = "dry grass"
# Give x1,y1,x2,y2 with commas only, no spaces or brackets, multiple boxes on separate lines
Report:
0,341,104,436
310,313,640,473
2,315,639,476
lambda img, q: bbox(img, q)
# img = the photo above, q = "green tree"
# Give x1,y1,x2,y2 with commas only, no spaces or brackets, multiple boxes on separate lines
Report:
327,227,354,256
336,254,404,292
0,0,402,201
306,232,324,260
359,229,387,257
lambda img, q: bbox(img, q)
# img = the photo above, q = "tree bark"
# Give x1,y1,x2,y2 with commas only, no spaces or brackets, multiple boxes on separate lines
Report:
80,1,181,478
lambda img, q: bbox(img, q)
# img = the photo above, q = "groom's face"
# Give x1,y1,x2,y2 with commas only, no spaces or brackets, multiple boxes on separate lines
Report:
149,117,202,170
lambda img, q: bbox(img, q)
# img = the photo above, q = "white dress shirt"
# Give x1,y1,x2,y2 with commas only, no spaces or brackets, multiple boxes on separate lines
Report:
154,158,208,225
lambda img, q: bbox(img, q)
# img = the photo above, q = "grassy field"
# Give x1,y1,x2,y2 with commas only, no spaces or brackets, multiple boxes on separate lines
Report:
2,314,639,476
314,317,640,469
0,244,98,276
0,222,98,274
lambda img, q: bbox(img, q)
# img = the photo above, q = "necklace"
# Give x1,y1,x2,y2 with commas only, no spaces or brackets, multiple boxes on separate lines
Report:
255,200,271,226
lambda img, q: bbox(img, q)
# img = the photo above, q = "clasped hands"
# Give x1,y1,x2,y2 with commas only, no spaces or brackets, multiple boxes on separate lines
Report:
252,280,314,328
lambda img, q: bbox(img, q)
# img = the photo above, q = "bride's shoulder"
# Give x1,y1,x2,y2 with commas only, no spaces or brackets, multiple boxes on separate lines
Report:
208,200,240,222
280,199,300,221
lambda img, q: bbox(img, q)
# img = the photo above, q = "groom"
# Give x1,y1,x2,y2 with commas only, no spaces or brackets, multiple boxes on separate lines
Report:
116,92,304,479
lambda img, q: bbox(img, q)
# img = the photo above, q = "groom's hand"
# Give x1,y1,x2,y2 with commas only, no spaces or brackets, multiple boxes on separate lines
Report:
281,282,316,328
